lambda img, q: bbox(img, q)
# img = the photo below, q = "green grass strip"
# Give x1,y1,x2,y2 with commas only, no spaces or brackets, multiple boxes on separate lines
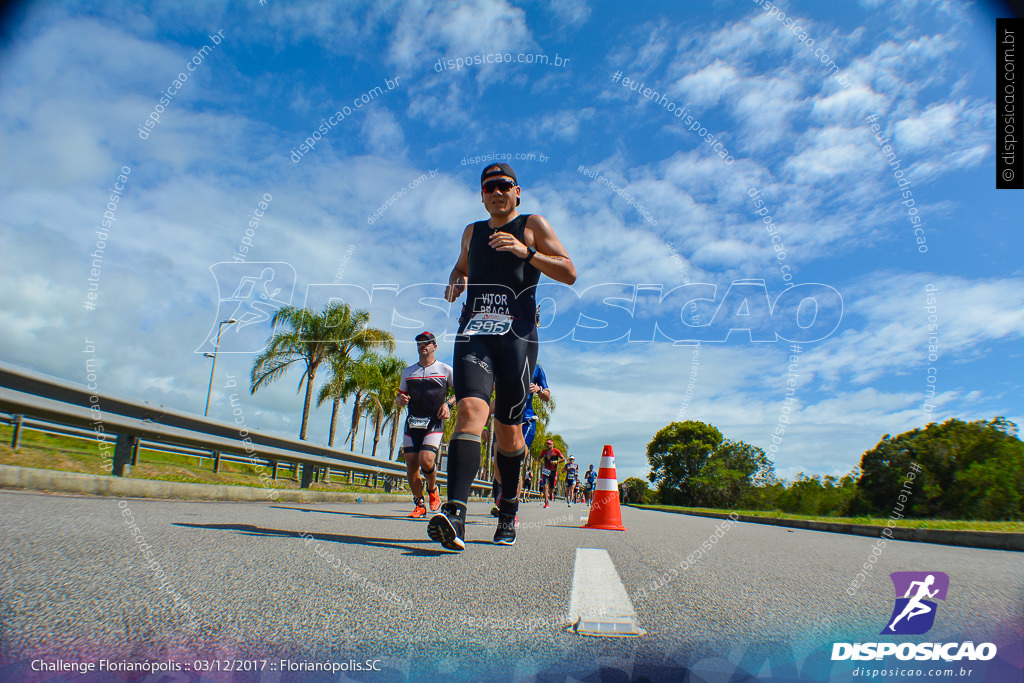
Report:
633,504,1024,533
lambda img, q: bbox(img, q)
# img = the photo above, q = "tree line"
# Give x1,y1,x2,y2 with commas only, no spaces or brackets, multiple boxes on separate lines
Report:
634,417,1023,521
247,302,567,471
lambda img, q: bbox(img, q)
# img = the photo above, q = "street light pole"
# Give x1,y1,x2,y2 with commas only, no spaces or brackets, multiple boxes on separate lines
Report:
361,411,370,453
204,318,237,417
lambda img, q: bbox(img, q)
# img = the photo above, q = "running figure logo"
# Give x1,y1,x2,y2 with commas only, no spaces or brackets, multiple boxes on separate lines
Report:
881,571,949,635
196,262,296,354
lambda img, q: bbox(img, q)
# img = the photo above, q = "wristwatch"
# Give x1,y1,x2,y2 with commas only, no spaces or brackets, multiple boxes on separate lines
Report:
524,246,537,262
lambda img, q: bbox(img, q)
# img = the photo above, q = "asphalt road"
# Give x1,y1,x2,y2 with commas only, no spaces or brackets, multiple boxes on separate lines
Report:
1,489,1021,682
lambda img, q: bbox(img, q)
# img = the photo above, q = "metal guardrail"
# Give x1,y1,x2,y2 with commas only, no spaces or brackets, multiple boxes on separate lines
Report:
0,413,331,481
0,362,490,495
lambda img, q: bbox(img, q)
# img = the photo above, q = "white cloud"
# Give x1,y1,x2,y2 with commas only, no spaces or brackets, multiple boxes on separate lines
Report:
387,0,533,73
805,273,1024,386
670,60,742,109
360,109,407,157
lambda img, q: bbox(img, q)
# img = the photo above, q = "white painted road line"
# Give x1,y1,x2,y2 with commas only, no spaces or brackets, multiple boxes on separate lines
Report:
566,547,645,637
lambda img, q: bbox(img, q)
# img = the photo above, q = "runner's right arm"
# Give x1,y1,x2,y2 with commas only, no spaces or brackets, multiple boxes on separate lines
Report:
445,224,474,302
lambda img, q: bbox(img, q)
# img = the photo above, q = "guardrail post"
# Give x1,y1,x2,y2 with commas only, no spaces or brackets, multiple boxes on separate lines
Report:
131,440,141,466
347,470,353,484
11,414,23,449
322,466,331,483
299,463,314,489
270,460,278,480
112,433,137,477
212,451,221,473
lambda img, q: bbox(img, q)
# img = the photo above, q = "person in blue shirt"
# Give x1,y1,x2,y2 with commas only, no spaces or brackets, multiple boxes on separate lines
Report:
522,362,550,449
583,464,598,506
492,362,550,514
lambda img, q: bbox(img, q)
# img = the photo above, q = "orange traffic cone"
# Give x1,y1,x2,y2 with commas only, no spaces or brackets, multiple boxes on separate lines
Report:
582,445,626,531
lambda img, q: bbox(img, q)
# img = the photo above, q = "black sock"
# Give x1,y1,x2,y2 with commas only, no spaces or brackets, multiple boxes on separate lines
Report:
496,446,525,516
446,432,481,518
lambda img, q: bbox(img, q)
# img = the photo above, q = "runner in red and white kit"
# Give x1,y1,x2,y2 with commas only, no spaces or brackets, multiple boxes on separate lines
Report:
539,440,564,509
397,331,454,518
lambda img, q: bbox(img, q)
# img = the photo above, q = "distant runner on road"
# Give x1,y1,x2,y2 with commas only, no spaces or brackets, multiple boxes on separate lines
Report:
539,440,564,509
397,331,454,519
564,455,579,507
583,464,597,506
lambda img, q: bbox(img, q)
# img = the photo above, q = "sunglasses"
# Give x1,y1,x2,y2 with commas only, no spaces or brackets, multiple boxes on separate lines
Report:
482,179,516,193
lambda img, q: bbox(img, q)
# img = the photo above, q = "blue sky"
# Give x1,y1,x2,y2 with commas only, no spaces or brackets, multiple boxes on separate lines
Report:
1,0,1021,484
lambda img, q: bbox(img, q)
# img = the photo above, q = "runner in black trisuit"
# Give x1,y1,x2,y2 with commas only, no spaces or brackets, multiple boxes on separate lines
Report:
429,163,576,550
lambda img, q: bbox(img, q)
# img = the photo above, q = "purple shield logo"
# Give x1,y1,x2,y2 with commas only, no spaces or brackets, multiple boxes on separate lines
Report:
881,571,949,635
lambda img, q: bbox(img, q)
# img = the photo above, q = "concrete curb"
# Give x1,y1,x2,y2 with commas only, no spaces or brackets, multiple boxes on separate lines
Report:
633,506,1024,552
0,464,489,504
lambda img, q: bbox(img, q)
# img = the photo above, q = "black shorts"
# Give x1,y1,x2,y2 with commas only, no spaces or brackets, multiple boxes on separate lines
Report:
454,327,538,425
403,426,443,454
566,479,576,488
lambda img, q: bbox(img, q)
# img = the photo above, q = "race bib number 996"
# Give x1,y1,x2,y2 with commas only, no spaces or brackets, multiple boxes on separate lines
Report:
464,313,513,335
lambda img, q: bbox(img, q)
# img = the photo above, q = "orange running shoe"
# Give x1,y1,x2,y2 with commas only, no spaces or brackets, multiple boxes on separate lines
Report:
427,487,441,512
409,500,427,518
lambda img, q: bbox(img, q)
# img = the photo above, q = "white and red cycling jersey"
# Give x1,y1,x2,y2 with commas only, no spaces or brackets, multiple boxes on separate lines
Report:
399,359,453,434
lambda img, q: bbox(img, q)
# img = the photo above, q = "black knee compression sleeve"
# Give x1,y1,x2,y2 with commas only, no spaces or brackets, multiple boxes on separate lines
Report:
447,432,481,511
496,446,525,515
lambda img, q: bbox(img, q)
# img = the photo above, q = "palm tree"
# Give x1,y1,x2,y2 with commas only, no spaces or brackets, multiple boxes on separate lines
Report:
250,303,391,441
345,356,376,452
357,354,405,459
313,308,394,447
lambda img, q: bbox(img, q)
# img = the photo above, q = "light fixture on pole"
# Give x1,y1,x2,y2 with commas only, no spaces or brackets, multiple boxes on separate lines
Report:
204,318,237,417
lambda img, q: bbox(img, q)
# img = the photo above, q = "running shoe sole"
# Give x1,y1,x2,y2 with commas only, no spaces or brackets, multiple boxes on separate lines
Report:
427,513,465,552
493,516,517,545
493,532,516,545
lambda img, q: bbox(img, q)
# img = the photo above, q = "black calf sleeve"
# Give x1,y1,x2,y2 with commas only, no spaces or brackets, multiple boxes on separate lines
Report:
446,432,481,509
496,446,525,515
